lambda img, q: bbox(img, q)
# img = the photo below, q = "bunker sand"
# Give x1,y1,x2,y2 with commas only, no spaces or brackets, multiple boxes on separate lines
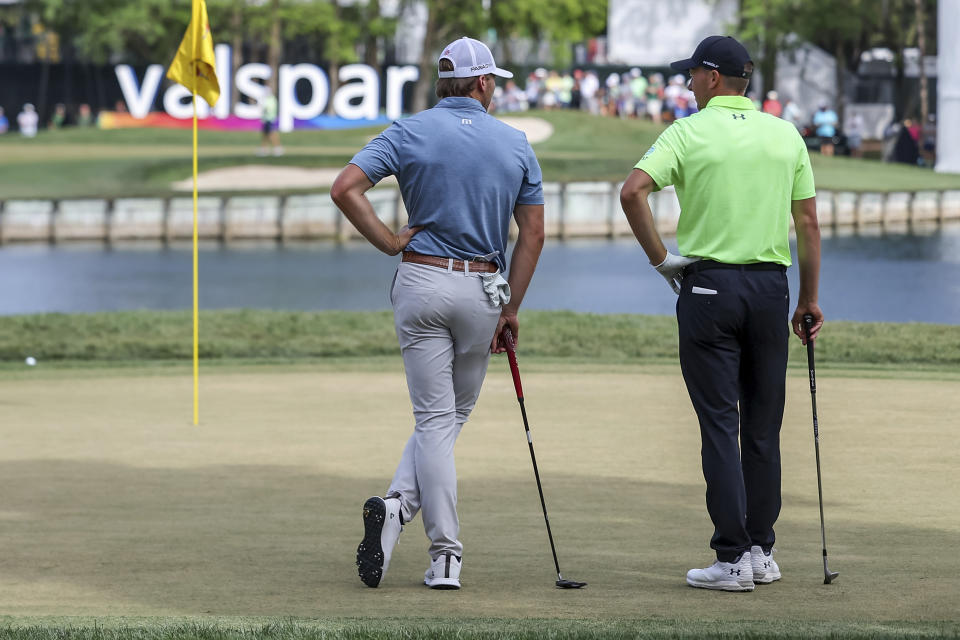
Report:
167,117,555,191
0,362,956,621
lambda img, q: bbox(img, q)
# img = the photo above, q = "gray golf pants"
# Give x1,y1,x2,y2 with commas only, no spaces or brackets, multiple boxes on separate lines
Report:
386,261,502,559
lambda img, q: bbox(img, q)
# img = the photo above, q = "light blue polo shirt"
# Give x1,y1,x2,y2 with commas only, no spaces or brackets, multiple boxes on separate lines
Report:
349,96,544,272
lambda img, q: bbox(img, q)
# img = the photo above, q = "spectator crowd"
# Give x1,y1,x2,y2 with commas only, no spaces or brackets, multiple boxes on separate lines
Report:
0,101,96,137
0,70,934,166
493,67,884,157
494,67,700,124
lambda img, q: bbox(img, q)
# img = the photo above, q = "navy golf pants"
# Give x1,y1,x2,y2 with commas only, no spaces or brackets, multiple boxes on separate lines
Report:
677,264,789,563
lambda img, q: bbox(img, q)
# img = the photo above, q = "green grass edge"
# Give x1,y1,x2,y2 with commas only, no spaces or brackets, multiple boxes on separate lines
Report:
0,617,958,640
1,310,958,374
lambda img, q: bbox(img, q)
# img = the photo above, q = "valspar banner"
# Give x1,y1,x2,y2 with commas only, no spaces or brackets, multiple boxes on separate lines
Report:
104,44,420,131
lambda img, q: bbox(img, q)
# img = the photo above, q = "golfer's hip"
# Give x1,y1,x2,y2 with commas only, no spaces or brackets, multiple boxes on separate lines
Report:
392,263,501,341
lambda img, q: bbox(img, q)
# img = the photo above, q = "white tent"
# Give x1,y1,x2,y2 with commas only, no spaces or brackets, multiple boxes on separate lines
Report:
607,0,738,66
936,0,960,173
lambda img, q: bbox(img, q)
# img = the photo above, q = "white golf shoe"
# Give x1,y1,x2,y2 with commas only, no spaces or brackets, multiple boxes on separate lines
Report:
356,496,403,587
424,553,461,590
750,546,781,584
686,553,754,591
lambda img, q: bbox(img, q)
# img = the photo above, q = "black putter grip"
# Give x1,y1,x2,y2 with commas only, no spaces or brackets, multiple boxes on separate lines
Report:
804,314,816,391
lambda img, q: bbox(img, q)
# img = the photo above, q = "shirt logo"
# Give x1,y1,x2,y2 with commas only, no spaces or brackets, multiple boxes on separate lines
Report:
461,118,472,125
641,145,655,160
732,113,746,120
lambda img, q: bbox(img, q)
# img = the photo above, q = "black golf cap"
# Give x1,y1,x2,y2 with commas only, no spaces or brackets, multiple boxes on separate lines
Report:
670,35,753,78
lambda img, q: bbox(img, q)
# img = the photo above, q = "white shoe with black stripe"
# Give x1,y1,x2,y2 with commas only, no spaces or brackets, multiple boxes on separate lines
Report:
686,553,754,591
424,553,461,589
750,546,781,584
356,496,403,587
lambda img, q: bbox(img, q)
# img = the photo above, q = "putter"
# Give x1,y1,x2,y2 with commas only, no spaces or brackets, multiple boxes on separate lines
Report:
502,327,586,590
803,314,840,585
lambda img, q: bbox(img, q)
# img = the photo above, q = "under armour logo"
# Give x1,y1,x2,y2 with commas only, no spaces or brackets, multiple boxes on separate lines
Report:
730,568,741,575
763,561,771,569
461,118,472,125
732,114,746,120
389,513,395,519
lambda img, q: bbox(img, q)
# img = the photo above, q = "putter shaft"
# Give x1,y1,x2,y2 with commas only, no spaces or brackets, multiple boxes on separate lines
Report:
804,314,838,584
503,328,586,589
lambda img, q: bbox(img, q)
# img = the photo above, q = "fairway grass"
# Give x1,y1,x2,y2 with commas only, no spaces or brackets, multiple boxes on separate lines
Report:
0,361,957,638
3,110,960,199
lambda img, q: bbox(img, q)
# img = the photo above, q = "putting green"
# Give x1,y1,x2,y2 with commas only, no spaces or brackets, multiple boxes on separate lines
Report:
0,360,956,624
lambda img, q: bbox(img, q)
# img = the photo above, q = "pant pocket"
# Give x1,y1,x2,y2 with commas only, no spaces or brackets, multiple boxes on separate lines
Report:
389,267,399,306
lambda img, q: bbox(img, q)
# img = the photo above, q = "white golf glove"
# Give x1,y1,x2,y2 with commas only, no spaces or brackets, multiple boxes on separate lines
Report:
653,252,701,294
480,271,511,307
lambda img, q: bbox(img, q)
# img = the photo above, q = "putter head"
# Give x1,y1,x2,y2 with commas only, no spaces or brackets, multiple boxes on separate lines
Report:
556,578,587,589
824,570,839,584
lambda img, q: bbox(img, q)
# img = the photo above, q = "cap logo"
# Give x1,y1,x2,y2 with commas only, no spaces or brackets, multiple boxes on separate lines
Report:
470,63,491,71
702,60,718,68
443,49,452,55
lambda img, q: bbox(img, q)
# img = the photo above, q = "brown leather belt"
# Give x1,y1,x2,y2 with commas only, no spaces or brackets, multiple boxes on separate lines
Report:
402,251,498,273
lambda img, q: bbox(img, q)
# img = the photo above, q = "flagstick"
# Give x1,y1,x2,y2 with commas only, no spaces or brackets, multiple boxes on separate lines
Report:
192,92,200,426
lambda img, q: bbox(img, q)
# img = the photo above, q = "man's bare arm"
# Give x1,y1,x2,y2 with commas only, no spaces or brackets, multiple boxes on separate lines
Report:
790,196,823,343
491,203,545,353
620,169,667,265
330,164,421,255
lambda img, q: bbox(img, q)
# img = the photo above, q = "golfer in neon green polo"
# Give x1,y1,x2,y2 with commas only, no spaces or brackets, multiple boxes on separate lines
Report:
620,35,824,592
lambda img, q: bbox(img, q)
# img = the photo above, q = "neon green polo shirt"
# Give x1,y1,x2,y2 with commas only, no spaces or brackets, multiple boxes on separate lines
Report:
634,95,815,265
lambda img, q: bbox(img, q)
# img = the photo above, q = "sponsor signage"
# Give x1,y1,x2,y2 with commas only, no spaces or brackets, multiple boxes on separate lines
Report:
113,44,419,131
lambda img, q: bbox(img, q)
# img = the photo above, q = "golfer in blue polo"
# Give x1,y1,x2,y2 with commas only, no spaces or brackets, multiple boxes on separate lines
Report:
331,36,545,590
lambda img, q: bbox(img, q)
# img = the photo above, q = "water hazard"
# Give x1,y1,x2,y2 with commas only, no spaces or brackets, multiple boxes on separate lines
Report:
2,225,958,324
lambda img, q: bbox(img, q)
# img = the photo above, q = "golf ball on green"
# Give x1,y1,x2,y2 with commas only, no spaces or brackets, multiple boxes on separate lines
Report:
25,357,37,366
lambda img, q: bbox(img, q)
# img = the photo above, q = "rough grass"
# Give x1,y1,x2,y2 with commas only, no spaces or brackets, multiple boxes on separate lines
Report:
1,310,958,370
2,110,959,199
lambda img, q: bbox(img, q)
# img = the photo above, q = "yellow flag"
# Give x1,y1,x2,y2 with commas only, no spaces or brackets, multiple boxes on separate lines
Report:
166,0,220,106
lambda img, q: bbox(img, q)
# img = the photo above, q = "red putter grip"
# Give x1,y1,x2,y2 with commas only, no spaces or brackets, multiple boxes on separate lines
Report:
504,328,524,399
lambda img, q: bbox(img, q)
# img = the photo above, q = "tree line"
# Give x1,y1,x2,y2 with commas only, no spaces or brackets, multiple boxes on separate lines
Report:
739,0,937,122
22,0,606,113
16,0,936,121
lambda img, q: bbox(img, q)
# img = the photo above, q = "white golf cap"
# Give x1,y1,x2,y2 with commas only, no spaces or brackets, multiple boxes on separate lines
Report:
438,37,513,79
